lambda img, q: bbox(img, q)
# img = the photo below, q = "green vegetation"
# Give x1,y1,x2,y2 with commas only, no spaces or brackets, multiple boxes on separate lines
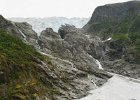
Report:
0,30,59,100
112,32,140,56
112,34,128,40
129,32,140,51
0,29,44,62
0,29,45,83
130,16,140,32
115,20,132,33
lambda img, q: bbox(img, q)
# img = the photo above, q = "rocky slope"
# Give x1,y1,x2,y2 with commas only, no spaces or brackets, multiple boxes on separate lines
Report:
0,15,111,100
39,25,110,79
83,1,140,79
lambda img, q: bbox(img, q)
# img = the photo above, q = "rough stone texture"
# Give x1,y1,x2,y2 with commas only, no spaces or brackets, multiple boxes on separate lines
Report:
100,39,140,79
0,15,39,47
39,25,111,79
15,22,38,40
0,15,23,38
58,24,85,39
41,28,60,39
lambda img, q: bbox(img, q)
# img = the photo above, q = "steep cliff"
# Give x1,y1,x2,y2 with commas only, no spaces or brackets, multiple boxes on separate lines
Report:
83,1,140,38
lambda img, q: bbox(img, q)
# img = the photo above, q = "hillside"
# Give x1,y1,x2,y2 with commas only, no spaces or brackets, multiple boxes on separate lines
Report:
83,1,140,38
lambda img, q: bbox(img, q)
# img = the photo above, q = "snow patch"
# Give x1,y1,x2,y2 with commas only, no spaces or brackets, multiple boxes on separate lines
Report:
79,74,140,100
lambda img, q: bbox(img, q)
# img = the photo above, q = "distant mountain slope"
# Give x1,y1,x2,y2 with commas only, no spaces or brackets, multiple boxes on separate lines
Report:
83,1,140,37
9,17,89,34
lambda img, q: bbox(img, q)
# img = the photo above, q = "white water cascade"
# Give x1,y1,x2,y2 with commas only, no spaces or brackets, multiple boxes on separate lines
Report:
18,29,27,41
102,37,112,42
95,59,104,70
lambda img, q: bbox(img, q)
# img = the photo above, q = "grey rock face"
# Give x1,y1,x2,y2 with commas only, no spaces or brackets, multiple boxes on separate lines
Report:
0,15,23,38
41,28,60,39
101,39,140,79
87,37,104,59
39,24,111,78
15,22,38,40
58,24,85,39
0,15,39,46
87,38,140,79
0,15,41,50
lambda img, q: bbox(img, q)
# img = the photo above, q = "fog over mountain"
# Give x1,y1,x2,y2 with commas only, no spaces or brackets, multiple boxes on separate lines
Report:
9,17,90,34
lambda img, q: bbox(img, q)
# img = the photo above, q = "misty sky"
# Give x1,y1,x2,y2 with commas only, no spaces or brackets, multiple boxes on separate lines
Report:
1,0,131,18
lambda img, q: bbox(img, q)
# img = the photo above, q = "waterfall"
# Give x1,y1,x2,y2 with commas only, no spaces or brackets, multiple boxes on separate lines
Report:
18,29,27,41
95,59,104,70
102,37,112,42
107,37,112,41
91,79,98,88
36,40,41,49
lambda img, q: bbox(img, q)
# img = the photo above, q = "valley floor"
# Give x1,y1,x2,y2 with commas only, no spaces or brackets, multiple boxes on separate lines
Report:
79,74,140,100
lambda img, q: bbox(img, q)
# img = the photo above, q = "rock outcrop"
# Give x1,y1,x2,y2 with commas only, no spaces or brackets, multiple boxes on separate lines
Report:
39,25,110,78
0,15,39,47
100,39,140,79
41,28,60,39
